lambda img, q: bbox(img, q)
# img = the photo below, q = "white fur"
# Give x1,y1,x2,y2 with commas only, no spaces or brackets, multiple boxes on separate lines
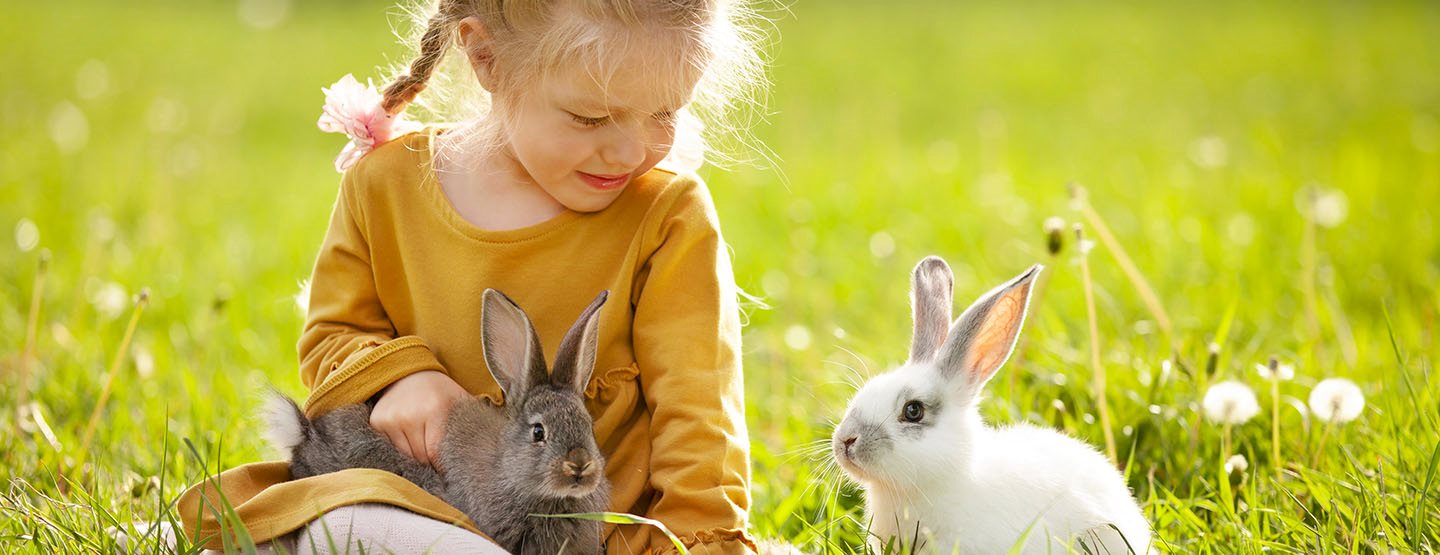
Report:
833,260,1153,554
837,362,1152,554
260,392,303,459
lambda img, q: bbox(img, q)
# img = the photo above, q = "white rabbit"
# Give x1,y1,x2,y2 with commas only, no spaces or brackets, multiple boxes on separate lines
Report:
832,257,1153,554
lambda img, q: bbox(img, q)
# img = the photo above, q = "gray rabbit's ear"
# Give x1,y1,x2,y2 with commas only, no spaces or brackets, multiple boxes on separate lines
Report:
933,265,1042,396
909,256,955,364
551,291,608,394
481,289,548,402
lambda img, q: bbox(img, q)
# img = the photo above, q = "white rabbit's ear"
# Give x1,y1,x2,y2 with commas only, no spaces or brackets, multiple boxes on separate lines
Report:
551,291,608,394
934,265,1042,395
481,289,548,402
909,256,955,364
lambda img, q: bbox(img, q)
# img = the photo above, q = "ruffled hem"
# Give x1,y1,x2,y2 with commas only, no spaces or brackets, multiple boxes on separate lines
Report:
666,528,758,554
585,363,640,399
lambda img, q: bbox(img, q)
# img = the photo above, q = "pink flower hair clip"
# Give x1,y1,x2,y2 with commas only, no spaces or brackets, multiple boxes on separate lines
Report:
317,74,420,172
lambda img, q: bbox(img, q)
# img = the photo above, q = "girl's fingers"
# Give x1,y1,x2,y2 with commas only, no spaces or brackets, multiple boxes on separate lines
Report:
386,428,414,460
425,417,446,471
407,425,431,466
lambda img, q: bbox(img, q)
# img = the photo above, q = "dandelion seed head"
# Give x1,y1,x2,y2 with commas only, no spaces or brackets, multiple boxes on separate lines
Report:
1202,380,1260,424
1309,378,1364,423
1313,190,1348,228
15,218,40,252
1256,362,1295,381
784,325,812,351
92,282,128,319
1224,453,1249,474
1077,239,1096,255
133,346,155,378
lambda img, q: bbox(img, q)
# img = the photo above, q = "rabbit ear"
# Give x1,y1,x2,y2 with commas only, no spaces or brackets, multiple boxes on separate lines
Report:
551,291,608,394
933,265,1042,396
481,289,548,401
909,256,955,364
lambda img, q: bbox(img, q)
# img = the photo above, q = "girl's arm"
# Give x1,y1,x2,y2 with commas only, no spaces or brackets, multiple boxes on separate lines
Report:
634,179,755,554
295,169,454,426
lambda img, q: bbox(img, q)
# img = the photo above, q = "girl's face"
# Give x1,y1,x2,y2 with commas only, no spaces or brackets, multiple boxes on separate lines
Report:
495,45,701,213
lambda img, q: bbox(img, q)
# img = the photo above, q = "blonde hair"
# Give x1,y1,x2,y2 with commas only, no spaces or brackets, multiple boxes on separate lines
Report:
378,0,771,169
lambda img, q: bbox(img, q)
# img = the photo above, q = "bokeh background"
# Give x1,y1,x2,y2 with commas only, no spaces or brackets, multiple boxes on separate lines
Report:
3,0,1438,552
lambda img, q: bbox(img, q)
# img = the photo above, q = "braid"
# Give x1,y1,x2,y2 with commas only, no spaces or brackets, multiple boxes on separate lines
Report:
381,8,459,115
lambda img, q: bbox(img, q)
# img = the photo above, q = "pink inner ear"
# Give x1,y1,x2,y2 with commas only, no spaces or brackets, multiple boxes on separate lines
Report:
963,291,1027,385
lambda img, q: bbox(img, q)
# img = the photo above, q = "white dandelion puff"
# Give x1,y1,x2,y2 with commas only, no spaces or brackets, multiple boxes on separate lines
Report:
92,282,129,319
1256,361,1295,381
1224,453,1249,474
1202,381,1260,425
1309,378,1365,423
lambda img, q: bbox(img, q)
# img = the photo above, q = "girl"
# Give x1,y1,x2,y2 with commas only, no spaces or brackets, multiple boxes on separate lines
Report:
177,1,768,553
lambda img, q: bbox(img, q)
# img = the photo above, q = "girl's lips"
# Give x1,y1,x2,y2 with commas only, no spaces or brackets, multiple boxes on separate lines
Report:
577,171,630,191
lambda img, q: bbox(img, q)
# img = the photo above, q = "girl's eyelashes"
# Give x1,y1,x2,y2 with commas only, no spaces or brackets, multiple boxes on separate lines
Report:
566,109,679,128
568,112,609,128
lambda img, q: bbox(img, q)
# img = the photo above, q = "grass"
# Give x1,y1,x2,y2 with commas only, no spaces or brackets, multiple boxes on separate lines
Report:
3,0,1439,552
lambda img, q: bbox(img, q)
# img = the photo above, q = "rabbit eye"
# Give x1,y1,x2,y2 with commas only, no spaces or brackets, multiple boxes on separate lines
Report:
902,400,925,423
531,423,546,443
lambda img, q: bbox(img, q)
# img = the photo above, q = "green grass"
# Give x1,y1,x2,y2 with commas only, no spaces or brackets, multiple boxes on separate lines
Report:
3,0,1439,553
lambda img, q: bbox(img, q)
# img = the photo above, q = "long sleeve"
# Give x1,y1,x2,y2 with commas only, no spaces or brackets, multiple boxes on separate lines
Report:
296,169,446,418
632,181,755,554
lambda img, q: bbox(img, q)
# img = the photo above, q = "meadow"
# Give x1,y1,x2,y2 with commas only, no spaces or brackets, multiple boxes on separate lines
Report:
3,0,1439,553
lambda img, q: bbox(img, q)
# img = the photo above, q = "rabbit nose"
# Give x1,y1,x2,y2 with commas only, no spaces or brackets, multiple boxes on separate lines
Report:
563,448,593,479
842,436,857,454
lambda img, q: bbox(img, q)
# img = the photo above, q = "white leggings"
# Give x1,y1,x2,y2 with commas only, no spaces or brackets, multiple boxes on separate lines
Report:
205,504,507,555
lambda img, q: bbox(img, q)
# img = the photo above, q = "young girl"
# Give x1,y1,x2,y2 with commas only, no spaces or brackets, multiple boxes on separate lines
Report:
177,1,768,553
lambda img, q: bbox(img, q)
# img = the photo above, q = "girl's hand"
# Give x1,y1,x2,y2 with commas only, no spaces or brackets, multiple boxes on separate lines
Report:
370,370,470,468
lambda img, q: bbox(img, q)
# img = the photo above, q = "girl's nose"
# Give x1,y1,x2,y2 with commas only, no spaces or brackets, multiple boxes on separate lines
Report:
600,128,647,169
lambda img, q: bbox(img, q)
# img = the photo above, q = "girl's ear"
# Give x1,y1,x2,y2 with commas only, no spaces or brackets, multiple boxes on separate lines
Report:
933,265,1042,397
456,16,499,92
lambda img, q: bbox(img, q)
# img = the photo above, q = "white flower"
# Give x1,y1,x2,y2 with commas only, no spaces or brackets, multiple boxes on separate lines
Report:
1202,381,1260,425
1309,378,1365,423
1224,453,1249,474
1256,362,1295,381
1077,239,1096,255
317,74,418,172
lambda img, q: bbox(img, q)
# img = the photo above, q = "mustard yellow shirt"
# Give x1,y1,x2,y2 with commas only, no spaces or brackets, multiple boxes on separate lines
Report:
179,128,755,554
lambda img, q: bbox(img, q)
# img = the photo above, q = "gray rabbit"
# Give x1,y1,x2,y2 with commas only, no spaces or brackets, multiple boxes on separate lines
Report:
265,289,611,555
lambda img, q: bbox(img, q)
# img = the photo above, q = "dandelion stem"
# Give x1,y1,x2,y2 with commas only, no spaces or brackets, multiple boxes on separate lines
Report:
1312,419,1336,469
1223,422,1233,459
18,251,50,411
1076,224,1118,465
1268,358,1282,477
1300,188,1322,342
1069,183,1176,354
67,288,149,488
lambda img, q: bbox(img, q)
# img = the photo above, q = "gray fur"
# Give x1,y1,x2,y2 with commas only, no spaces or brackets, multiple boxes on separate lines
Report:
270,289,612,555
